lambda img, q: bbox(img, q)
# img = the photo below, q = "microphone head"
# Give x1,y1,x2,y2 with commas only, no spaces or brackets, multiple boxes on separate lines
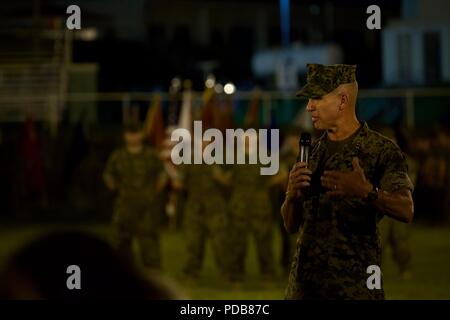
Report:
300,132,311,147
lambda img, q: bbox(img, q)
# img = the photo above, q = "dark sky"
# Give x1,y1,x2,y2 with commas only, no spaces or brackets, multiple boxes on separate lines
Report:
0,0,405,90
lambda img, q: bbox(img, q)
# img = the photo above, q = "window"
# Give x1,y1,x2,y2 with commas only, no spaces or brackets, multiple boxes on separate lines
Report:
423,31,442,84
397,33,412,82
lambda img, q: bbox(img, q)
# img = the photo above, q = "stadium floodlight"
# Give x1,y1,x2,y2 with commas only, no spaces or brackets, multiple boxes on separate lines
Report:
214,83,223,94
76,28,98,41
171,77,181,89
224,83,236,95
205,75,216,88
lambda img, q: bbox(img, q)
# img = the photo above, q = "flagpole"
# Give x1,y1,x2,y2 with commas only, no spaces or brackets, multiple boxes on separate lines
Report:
280,0,290,48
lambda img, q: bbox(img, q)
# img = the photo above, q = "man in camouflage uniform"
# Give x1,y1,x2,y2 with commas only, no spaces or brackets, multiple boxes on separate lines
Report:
103,122,167,269
282,64,414,299
178,141,230,279
227,135,277,282
379,127,418,279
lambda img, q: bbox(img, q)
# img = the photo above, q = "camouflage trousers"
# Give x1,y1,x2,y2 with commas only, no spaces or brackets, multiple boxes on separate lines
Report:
182,200,228,278
226,213,275,281
112,200,162,269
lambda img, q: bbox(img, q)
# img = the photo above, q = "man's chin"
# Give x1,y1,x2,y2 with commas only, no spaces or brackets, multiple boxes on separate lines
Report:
312,121,331,131
312,121,322,130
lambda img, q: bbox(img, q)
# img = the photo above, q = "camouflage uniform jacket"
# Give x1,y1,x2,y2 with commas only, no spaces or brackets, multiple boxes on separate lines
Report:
229,163,272,218
103,146,164,211
285,122,414,299
180,164,227,214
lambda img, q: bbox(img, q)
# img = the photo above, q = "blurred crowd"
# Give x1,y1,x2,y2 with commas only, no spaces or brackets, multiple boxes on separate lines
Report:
1,86,450,227
1,82,450,297
409,128,450,224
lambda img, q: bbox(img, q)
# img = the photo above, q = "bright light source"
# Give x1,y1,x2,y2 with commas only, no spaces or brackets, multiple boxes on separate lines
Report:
171,77,181,89
77,28,98,41
224,83,236,95
214,83,223,93
205,75,215,88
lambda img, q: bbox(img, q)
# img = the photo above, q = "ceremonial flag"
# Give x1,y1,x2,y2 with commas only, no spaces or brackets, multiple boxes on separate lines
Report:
144,94,166,148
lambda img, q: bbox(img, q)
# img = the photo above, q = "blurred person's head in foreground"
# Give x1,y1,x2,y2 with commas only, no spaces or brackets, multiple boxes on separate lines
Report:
297,64,358,133
0,231,185,299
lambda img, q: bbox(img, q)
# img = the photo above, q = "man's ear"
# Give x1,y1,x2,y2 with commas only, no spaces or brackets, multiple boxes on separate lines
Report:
339,93,349,111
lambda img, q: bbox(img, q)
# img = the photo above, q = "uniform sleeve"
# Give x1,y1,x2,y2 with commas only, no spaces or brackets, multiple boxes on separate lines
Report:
176,163,189,183
379,143,414,193
149,150,167,178
154,152,165,173
103,150,119,184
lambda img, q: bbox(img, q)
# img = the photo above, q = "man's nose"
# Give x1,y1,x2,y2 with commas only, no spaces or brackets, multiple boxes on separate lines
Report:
306,99,315,112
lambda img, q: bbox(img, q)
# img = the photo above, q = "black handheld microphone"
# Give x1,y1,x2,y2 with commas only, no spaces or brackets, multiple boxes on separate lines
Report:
297,132,311,165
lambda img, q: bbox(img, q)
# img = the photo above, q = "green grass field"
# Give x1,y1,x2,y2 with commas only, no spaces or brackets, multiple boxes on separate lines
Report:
0,223,449,299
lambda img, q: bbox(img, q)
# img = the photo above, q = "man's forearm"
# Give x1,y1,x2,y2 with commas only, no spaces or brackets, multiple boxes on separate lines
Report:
281,196,301,234
371,189,414,223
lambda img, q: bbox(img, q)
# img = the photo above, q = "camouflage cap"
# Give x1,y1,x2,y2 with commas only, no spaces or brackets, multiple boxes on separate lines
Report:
296,64,357,99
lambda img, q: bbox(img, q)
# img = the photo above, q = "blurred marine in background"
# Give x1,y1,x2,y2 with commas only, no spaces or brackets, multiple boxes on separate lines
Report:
103,122,168,269
379,127,418,279
177,141,230,280
227,133,285,282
